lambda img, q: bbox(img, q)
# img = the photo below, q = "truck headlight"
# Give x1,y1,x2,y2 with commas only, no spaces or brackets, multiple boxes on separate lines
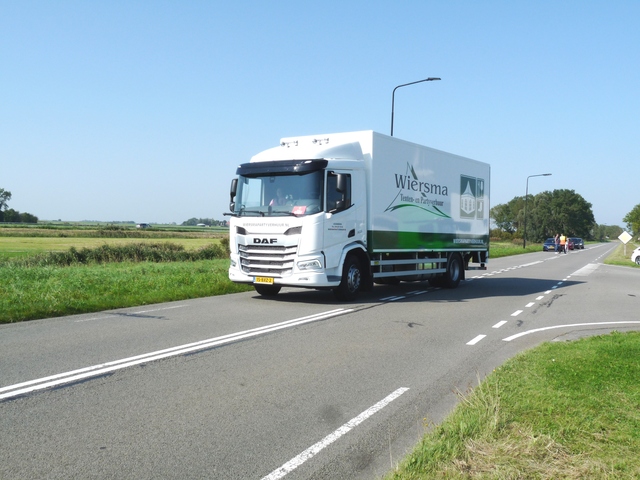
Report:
297,259,322,270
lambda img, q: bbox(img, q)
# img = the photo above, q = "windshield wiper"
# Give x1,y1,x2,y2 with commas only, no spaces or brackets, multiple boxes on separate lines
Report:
237,210,265,217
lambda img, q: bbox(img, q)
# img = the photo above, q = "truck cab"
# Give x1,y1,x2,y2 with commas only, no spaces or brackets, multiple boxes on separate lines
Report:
228,147,369,299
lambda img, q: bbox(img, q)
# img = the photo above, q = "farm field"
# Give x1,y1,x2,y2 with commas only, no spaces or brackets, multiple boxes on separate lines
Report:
0,236,220,259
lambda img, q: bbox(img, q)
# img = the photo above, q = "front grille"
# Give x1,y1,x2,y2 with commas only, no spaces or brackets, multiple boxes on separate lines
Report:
238,244,298,277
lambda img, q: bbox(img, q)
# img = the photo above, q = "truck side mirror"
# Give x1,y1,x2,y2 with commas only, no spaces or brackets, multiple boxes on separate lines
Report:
229,178,238,211
335,174,351,209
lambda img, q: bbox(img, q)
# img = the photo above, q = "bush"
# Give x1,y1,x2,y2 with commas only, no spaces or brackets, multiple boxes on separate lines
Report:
8,242,230,267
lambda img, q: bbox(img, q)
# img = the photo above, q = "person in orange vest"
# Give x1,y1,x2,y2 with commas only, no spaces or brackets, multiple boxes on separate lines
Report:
559,234,567,254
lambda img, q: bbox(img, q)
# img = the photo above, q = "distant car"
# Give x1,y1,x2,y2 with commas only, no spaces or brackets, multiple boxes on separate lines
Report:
632,246,640,265
136,223,152,229
543,238,556,251
570,237,584,249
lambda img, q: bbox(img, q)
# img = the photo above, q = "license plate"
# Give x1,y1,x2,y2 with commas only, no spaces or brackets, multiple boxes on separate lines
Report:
254,276,274,285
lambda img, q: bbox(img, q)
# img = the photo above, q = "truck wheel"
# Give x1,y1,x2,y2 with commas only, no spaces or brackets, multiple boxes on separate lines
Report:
254,284,282,296
333,255,362,301
443,253,462,289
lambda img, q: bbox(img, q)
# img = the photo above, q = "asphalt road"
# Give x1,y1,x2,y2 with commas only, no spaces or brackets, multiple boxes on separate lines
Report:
2,243,639,479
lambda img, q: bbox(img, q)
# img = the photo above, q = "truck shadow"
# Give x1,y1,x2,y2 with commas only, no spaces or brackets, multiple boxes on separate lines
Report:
250,275,583,306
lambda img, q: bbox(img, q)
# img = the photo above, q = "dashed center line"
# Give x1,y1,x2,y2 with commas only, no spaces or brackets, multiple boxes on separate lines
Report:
261,387,410,480
466,334,486,345
464,245,616,348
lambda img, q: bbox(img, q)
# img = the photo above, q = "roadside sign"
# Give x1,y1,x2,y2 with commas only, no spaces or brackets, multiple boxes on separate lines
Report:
619,231,633,255
619,231,632,244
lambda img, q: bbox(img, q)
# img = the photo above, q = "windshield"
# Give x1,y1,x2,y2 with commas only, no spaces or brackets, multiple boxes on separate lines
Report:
233,170,324,217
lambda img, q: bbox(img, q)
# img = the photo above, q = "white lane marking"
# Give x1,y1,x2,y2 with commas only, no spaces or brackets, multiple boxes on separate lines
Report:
0,309,352,400
572,264,600,276
380,296,406,302
521,261,544,267
466,334,486,346
261,387,410,480
511,310,523,317
525,302,535,308
536,296,544,300
545,290,552,294
503,322,640,342
75,304,188,322
492,321,508,329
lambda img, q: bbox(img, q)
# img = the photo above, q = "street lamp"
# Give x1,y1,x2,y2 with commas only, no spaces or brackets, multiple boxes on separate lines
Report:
390,77,441,136
523,173,552,248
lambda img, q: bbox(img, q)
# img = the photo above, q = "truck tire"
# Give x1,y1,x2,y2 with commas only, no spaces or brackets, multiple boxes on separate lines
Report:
254,284,282,296
333,255,362,301
443,253,462,289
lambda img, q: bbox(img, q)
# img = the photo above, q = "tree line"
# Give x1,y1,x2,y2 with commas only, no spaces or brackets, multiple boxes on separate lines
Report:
0,188,38,224
181,217,227,227
491,188,639,242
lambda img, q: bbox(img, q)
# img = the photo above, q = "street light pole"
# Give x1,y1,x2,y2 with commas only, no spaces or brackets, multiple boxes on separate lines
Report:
390,77,441,136
523,173,552,248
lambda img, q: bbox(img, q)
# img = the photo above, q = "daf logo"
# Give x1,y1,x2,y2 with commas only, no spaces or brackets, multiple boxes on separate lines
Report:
254,238,277,244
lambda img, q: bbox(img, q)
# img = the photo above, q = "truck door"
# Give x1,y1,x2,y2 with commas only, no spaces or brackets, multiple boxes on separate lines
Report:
323,171,356,269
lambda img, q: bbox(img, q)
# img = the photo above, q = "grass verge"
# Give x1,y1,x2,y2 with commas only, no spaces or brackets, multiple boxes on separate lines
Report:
0,240,257,323
604,241,640,268
0,259,253,323
488,242,541,258
387,331,640,479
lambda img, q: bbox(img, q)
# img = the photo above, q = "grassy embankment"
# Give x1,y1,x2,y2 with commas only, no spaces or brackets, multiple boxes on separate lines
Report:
0,226,253,323
386,330,640,479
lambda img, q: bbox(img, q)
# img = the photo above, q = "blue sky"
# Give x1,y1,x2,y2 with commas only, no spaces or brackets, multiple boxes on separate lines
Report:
1,1,638,227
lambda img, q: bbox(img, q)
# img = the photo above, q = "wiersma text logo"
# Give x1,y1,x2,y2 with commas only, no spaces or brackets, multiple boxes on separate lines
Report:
384,163,450,218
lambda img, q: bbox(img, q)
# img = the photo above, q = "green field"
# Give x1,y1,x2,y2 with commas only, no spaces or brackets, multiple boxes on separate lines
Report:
0,236,219,259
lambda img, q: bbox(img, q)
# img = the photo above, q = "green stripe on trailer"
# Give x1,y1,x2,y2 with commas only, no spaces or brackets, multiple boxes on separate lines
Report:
368,230,489,252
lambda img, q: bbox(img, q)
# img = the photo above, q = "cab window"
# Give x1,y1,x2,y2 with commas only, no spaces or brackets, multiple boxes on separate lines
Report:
326,172,351,212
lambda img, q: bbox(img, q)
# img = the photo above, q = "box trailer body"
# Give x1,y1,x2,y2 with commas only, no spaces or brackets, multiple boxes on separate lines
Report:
227,131,489,300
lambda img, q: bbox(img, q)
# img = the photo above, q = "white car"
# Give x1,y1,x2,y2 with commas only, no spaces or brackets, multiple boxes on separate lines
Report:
632,246,640,265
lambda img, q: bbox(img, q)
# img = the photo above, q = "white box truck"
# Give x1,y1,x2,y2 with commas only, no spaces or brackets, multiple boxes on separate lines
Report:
227,131,489,300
